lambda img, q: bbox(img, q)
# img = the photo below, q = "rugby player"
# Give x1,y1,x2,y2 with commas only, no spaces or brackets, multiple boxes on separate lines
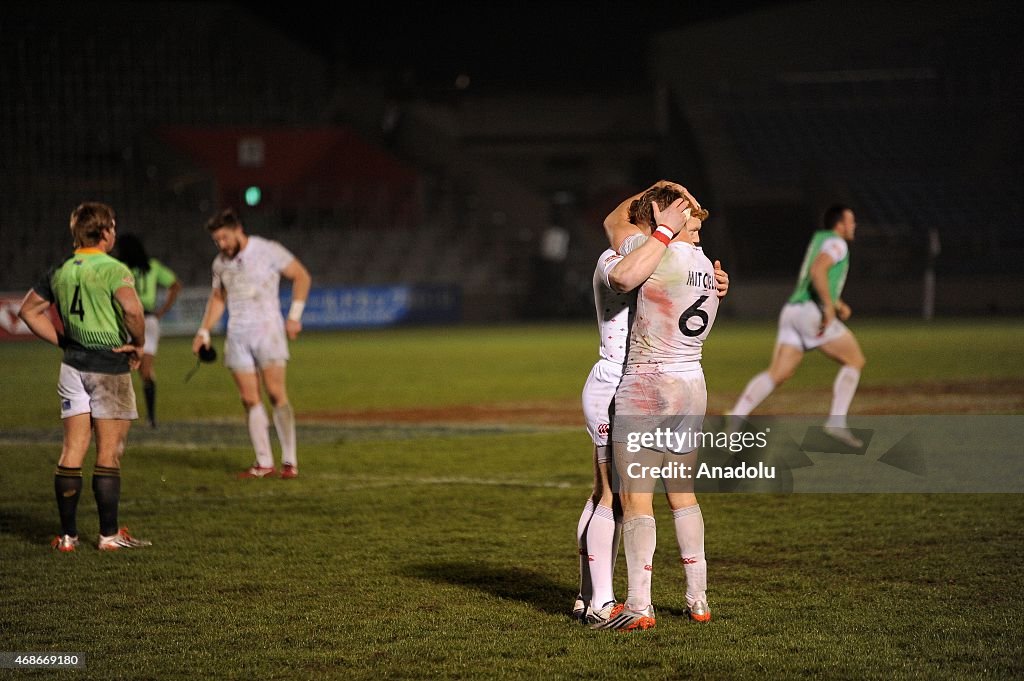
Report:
577,183,726,628
587,186,719,631
18,202,152,551
192,209,311,479
729,205,866,447
115,233,182,428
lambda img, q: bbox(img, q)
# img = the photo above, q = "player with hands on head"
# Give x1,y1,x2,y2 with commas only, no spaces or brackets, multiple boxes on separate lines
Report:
575,182,728,628
589,185,722,631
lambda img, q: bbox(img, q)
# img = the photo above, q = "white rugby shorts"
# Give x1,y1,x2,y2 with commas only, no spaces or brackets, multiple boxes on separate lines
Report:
611,365,707,493
612,365,708,454
776,301,850,351
58,363,138,420
143,315,161,356
582,358,623,451
224,324,289,372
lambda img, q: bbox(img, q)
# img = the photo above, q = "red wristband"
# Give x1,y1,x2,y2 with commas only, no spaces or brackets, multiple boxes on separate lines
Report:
652,225,673,246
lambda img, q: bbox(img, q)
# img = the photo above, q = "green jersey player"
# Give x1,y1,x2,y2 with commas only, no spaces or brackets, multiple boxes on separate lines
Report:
729,204,867,447
116,233,182,428
18,202,151,551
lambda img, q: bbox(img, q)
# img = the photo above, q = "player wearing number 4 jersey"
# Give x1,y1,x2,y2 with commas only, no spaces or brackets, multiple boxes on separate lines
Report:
193,209,311,479
729,205,866,447
18,202,152,552
574,182,729,627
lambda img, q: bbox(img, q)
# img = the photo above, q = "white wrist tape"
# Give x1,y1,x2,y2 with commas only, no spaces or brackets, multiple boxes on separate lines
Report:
197,328,210,344
287,300,305,322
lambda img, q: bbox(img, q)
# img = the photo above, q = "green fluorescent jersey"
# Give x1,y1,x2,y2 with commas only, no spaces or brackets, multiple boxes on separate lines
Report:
34,248,136,374
788,230,850,305
131,258,177,313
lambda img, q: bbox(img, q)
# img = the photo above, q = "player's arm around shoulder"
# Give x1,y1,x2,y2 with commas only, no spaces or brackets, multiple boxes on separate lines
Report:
607,199,693,293
281,258,311,340
604,195,645,253
603,180,700,251
607,237,667,293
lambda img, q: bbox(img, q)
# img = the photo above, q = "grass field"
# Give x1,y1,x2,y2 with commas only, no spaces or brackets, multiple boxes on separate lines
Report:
1,320,1023,679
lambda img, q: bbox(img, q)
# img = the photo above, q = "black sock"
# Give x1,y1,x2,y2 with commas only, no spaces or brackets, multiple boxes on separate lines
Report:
54,466,83,537
92,466,121,537
144,379,156,425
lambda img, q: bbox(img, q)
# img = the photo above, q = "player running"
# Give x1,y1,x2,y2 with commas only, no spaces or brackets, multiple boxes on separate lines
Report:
729,204,866,447
586,186,719,631
192,209,311,479
18,202,152,551
115,234,182,428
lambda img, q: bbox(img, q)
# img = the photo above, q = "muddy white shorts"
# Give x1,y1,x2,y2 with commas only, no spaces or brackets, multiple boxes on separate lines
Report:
612,364,708,453
611,364,707,493
58,363,138,420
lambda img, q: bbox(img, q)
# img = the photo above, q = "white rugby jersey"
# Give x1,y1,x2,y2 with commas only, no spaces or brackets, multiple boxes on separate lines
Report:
212,235,295,334
627,241,719,367
593,249,635,365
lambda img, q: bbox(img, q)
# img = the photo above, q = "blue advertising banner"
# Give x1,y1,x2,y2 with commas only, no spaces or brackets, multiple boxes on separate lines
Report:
281,284,461,329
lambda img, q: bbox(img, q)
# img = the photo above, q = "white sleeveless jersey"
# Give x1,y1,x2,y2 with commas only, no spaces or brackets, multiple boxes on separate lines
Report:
627,242,720,367
212,235,295,335
593,249,635,365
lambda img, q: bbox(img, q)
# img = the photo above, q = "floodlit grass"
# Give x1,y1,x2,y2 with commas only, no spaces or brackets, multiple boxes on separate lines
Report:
2,320,1022,429
1,321,1022,679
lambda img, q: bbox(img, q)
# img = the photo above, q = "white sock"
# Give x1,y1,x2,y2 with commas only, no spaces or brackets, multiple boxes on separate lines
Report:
673,504,707,607
247,404,274,469
576,500,595,602
272,402,297,467
731,371,776,417
587,504,618,609
623,515,656,612
826,366,861,428
612,512,623,577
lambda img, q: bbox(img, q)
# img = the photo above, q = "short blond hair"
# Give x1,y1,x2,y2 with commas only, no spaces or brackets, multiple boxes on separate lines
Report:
69,202,116,248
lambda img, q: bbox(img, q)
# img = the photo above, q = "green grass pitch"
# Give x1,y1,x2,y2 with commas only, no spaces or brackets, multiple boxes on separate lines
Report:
1,320,1022,679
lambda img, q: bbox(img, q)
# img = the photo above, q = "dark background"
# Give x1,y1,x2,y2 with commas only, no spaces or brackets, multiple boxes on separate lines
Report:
1,0,1021,319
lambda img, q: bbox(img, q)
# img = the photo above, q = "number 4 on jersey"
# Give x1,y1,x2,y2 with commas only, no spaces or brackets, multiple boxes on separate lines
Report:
69,285,85,321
